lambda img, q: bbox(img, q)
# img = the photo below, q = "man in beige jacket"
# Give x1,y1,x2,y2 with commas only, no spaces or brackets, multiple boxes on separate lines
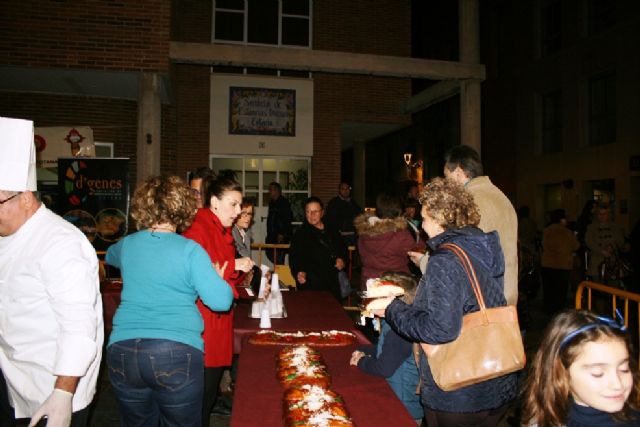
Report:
443,145,519,306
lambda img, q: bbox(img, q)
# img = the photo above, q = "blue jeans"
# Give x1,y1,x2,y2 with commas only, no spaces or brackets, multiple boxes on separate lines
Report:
107,339,203,427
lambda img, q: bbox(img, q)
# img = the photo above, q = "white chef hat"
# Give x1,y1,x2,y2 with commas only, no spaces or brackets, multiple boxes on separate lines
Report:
0,117,37,192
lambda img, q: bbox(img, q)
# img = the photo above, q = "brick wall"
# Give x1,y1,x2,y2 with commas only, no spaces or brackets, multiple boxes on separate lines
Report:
0,92,179,186
0,0,170,71
172,64,211,178
313,74,411,203
0,91,138,180
306,0,413,202
314,0,411,57
0,0,413,207
171,0,212,43
172,0,413,203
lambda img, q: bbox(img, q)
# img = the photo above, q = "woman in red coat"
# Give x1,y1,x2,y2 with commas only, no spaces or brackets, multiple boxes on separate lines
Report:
182,175,254,427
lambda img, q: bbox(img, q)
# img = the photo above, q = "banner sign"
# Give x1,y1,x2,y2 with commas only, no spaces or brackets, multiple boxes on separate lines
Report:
56,158,129,251
228,86,296,136
35,126,95,168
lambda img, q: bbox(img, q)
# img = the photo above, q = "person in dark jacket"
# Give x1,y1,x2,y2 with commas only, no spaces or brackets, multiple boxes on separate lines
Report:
266,182,293,264
350,272,423,423
324,182,362,246
289,196,348,300
372,177,519,427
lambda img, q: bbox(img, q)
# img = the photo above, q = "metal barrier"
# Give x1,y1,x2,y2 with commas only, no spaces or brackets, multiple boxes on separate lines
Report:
575,280,640,363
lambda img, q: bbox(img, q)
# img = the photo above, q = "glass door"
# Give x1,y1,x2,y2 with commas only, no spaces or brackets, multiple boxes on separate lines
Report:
210,156,310,263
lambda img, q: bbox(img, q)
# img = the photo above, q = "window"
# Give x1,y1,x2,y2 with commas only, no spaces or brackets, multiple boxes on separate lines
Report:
543,183,562,221
587,0,616,35
588,72,616,146
213,0,311,48
541,90,562,153
94,142,115,158
540,0,561,56
209,156,310,222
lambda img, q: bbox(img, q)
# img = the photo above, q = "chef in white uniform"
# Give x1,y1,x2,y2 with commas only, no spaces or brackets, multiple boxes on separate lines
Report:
0,117,103,427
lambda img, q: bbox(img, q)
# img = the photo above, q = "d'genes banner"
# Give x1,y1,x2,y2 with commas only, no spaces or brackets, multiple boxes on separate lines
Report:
57,158,130,251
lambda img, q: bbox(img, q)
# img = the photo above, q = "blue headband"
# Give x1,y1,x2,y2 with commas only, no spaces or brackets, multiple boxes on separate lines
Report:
559,309,627,350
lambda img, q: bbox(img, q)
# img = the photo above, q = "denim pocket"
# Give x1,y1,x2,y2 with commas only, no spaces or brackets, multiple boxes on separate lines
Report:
106,345,127,384
150,348,194,391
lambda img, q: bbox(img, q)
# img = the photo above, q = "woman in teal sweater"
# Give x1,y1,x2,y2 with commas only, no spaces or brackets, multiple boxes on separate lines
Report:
106,175,233,427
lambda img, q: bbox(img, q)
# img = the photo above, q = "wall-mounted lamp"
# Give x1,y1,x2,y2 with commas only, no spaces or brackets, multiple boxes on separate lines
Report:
403,152,424,180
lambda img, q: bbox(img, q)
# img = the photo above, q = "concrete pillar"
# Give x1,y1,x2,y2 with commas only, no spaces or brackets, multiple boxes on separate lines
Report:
136,73,162,183
459,0,480,63
459,81,481,154
352,139,366,208
459,0,482,154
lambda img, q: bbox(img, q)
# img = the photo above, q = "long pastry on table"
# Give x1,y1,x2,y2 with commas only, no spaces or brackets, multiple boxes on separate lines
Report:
277,346,355,426
250,330,356,346
283,384,354,426
277,345,331,388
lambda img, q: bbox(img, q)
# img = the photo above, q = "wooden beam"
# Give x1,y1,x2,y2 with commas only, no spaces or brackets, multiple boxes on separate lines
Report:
170,42,486,81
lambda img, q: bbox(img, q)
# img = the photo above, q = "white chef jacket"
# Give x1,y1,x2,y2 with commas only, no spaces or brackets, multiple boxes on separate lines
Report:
0,205,103,418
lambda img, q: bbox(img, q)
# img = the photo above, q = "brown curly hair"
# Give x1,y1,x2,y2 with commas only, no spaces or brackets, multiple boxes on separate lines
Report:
131,175,198,232
418,177,480,229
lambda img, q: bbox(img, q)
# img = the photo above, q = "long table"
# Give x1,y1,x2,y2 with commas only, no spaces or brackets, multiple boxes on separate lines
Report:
231,290,417,427
233,290,367,353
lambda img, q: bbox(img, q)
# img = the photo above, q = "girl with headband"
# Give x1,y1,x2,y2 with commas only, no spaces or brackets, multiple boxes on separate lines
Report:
522,309,640,426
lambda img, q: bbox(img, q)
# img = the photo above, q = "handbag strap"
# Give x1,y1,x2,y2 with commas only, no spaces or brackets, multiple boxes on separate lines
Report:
440,243,488,317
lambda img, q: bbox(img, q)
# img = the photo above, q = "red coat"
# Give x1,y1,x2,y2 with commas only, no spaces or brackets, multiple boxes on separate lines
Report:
183,208,241,367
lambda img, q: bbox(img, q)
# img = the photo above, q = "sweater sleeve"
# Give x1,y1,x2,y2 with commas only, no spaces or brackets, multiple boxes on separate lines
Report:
358,344,376,357
188,243,234,311
105,238,124,268
357,329,413,378
386,254,464,344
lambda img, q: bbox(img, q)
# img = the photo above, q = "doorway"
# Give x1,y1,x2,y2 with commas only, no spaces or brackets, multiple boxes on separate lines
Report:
210,156,310,261
584,179,616,220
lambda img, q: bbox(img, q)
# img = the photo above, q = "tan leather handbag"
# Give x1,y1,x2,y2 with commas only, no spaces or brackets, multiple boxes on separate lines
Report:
420,243,526,392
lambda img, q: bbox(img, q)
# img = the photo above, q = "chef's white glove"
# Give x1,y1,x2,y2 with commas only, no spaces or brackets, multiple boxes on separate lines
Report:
28,389,73,427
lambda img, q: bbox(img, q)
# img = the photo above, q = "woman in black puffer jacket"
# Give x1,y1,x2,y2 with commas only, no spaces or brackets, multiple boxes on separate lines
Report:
377,177,519,427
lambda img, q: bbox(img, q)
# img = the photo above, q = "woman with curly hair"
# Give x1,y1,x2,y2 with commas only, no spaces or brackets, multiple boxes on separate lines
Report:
522,310,640,427
105,175,234,427
372,177,519,426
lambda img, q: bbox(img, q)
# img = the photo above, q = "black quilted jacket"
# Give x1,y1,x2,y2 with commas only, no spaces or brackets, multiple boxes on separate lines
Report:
386,226,519,413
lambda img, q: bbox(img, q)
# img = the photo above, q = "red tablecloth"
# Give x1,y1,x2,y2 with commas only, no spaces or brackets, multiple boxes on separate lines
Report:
230,336,417,427
231,290,416,426
233,290,367,353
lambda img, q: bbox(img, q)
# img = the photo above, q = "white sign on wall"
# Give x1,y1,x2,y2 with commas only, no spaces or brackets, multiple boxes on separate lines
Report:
211,75,313,156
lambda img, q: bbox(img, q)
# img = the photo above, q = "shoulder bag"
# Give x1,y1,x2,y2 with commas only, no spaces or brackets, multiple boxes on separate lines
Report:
420,242,526,391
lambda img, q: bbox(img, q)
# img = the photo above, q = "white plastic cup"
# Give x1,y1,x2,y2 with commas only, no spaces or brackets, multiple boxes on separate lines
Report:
271,272,280,292
259,307,271,328
258,277,267,299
